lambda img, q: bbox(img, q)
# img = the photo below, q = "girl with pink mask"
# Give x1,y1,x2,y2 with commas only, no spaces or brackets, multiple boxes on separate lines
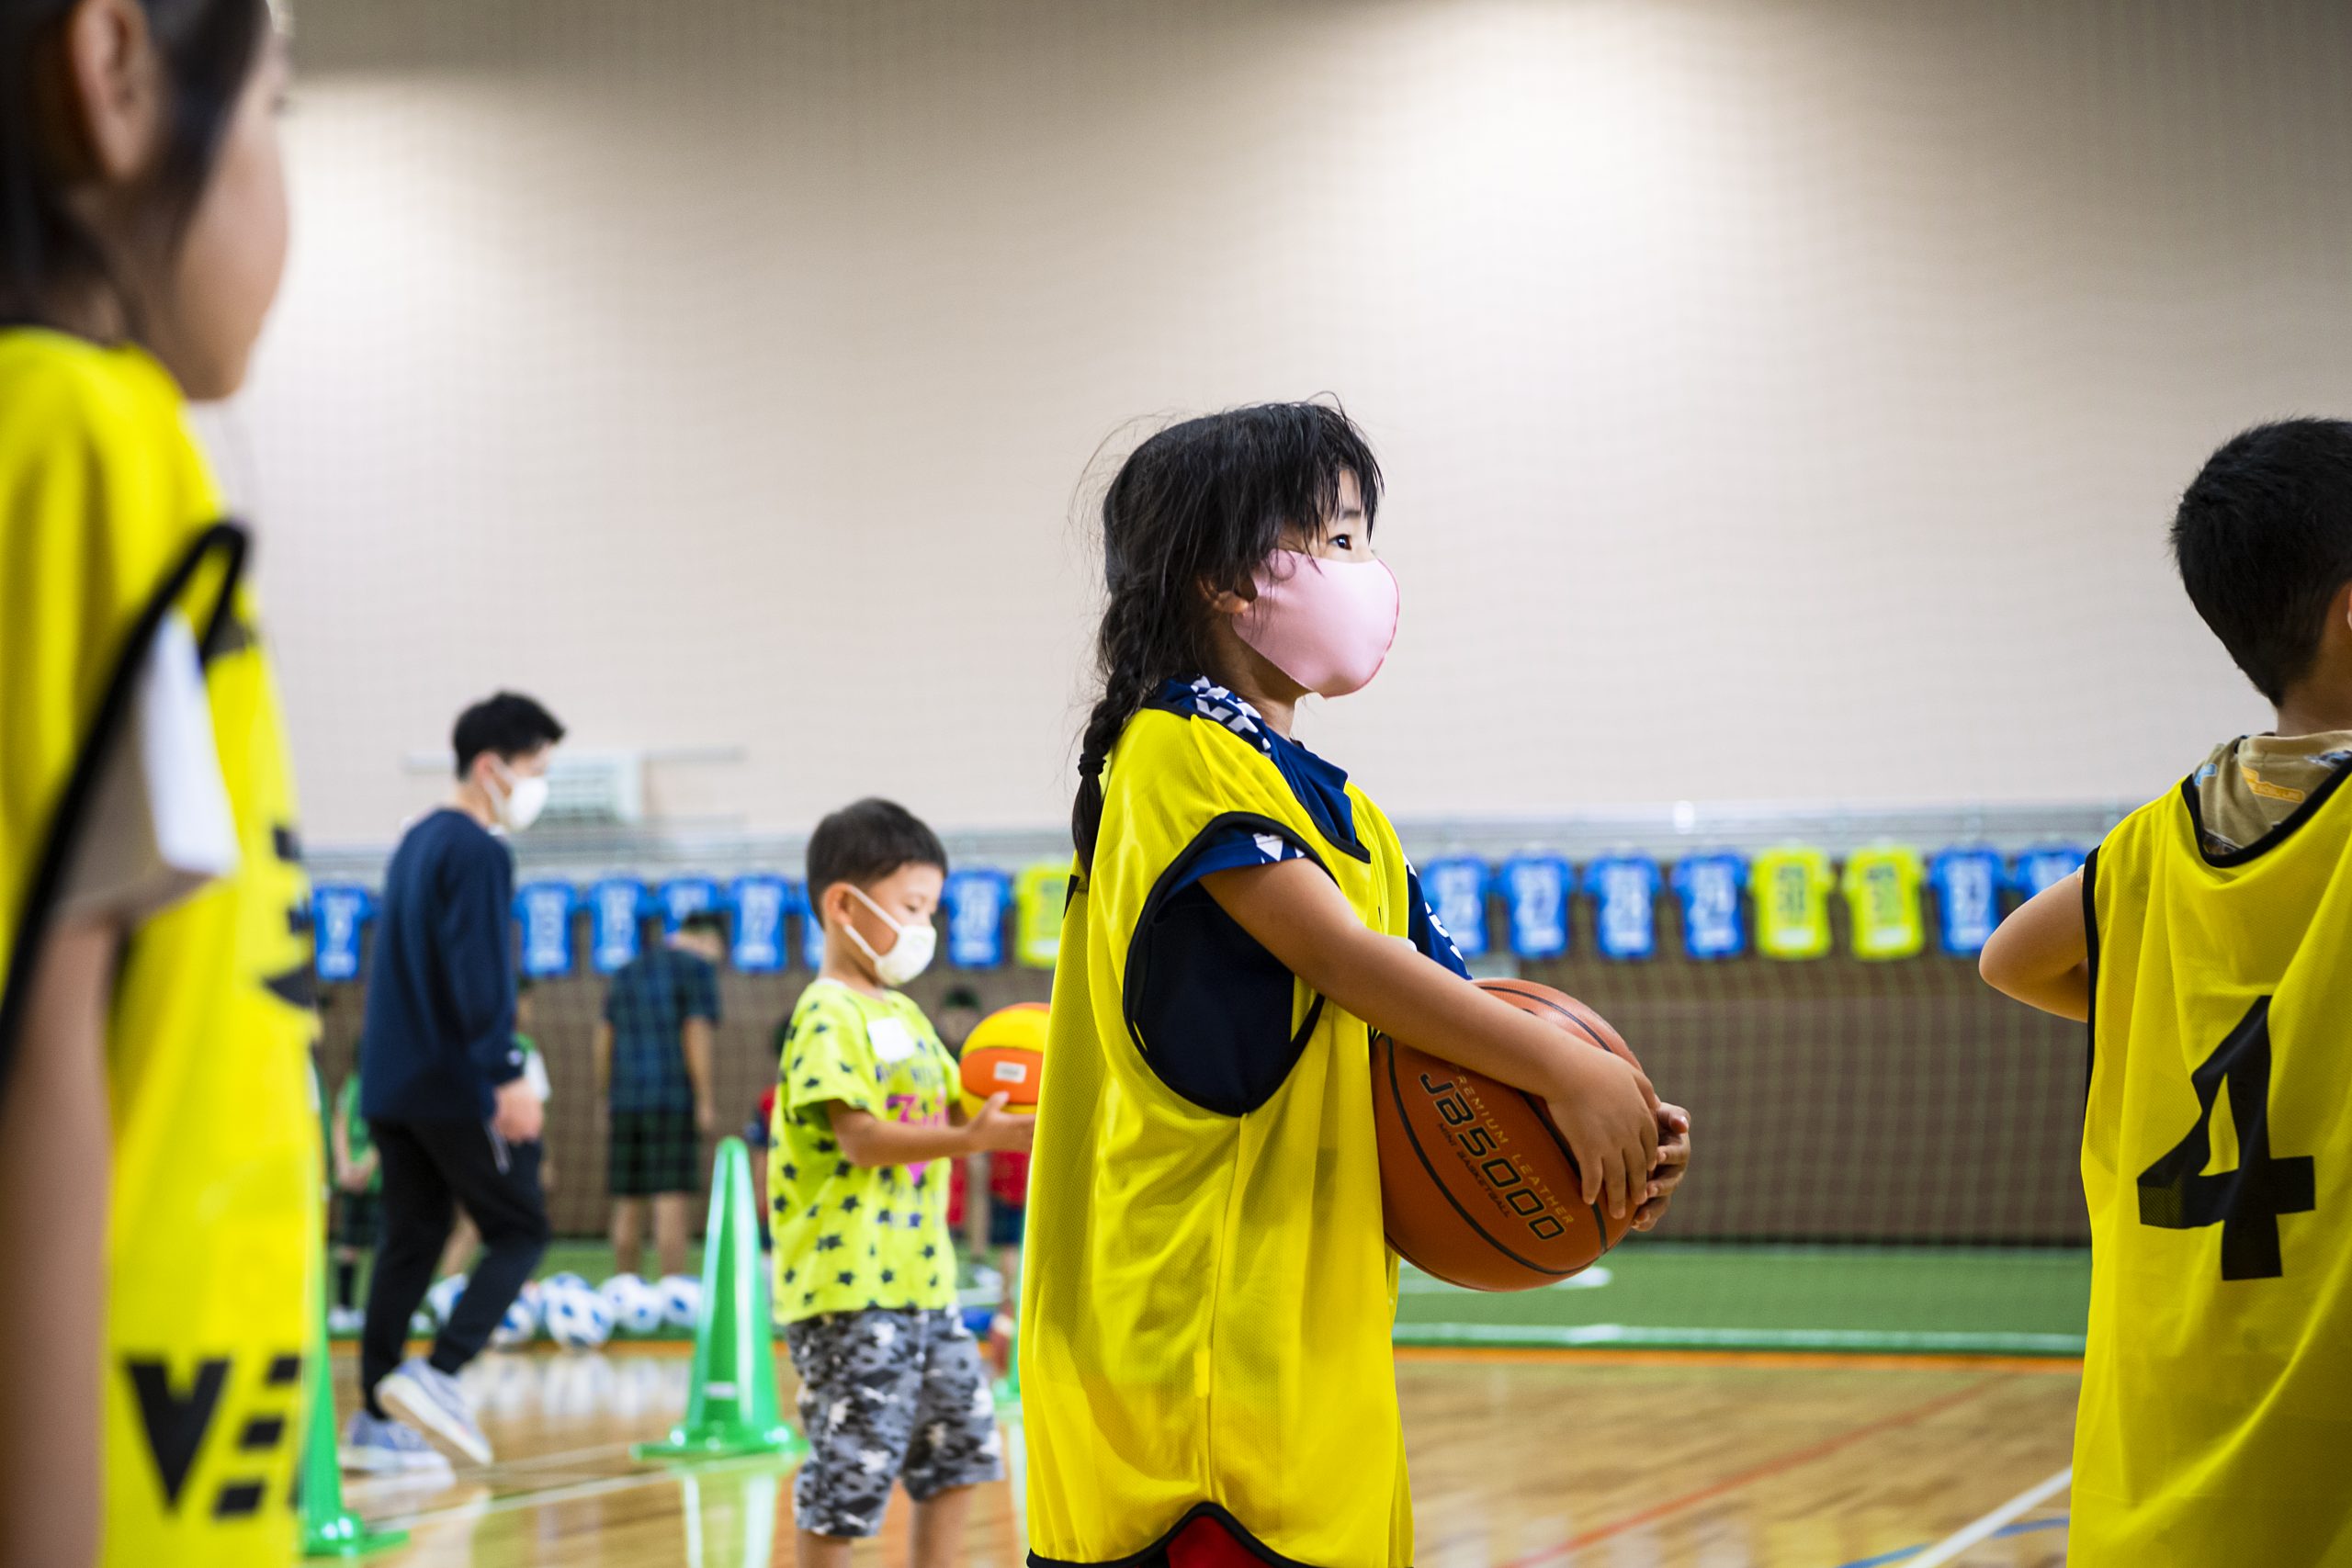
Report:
1020,402,1691,1568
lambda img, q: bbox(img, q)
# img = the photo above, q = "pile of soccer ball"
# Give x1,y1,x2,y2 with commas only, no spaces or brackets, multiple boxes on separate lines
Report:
421,1270,702,1351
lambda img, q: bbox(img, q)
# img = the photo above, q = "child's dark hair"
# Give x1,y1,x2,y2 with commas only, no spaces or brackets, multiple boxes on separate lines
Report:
806,798,947,904
0,0,273,325
1071,401,1382,869
2172,418,2352,705
451,691,565,778
677,910,729,942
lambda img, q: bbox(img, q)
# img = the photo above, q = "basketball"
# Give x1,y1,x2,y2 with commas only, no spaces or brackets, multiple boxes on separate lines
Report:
959,1001,1049,1114
1373,978,1643,1292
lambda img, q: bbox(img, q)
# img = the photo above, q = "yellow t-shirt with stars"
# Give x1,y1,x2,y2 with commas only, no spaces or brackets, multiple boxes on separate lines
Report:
768,977,958,1324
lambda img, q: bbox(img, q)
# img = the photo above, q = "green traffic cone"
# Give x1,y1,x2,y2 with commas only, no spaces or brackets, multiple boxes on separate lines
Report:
300,1273,407,1558
634,1136,805,1461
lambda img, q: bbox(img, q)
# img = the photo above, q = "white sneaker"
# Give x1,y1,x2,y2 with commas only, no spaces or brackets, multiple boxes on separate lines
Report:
339,1410,452,1475
377,1358,492,1466
326,1305,366,1336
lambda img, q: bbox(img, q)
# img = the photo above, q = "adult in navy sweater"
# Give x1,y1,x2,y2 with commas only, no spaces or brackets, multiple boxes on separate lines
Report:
355,693,564,1472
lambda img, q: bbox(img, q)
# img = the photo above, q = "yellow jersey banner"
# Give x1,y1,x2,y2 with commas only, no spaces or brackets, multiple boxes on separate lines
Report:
0,330,321,1567
2078,775,2352,1566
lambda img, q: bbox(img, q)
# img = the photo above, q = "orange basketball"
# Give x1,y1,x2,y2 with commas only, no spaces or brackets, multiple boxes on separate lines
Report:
1372,978,1641,1292
958,1001,1047,1114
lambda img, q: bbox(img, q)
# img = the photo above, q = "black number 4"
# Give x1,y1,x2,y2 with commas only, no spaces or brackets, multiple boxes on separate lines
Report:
2137,997,2317,1280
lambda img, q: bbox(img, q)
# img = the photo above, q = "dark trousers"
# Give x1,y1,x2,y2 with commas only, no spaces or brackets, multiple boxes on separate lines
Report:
359,1118,549,1416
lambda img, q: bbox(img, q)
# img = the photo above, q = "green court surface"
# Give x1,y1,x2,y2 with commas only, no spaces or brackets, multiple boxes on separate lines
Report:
360,1241,2089,1358
1392,1244,2090,1356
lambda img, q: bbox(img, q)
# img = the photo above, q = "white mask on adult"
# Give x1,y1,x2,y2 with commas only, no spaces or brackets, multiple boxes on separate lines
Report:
843,884,937,986
488,757,549,832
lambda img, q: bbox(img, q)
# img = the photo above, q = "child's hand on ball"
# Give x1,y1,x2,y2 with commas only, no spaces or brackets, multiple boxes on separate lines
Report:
967,1093,1036,1155
1631,1103,1691,1233
1544,1048,1661,1221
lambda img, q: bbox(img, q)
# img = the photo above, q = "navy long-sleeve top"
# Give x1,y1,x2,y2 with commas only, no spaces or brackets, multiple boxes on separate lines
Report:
359,807,523,1122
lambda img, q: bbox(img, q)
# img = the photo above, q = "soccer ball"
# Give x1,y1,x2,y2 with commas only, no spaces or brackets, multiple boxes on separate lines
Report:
491,1282,542,1348
425,1273,468,1326
599,1274,664,1337
543,1271,591,1295
655,1275,702,1331
544,1285,614,1351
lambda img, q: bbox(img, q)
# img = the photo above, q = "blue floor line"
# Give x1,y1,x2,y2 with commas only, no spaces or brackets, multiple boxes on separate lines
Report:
1830,1516,2068,1568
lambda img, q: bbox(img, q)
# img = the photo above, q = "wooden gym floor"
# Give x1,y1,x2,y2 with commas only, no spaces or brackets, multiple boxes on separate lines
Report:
334,1347,2078,1568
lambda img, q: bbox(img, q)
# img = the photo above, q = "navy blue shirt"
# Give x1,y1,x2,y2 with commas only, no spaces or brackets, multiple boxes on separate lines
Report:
360,808,522,1122
603,945,720,1113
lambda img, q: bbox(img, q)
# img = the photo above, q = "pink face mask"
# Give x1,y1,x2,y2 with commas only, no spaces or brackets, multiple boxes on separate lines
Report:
1232,550,1400,698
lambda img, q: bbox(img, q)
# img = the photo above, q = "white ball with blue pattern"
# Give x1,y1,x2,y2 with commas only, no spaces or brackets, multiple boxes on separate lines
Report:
544,1284,614,1351
424,1273,468,1326
656,1275,702,1331
599,1274,665,1336
490,1281,541,1348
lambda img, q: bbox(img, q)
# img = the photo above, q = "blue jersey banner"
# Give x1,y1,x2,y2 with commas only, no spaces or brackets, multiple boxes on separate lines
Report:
1671,852,1748,960
1498,856,1574,959
313,885,371,982
1419,857,1491,960
943,868,1012,969
1589,855,1662,961
729,875,792,973
799,881,827,972
2012,845,2086,898
590,878,648,975
658,876,721,937
514,881,578,978
1928,848,2007,957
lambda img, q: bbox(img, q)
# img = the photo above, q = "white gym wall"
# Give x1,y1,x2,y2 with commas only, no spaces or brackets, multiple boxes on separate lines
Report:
225,0,2352,846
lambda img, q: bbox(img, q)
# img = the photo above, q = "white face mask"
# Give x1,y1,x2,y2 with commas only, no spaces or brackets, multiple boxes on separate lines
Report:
843,884,937,987
489,757,549,832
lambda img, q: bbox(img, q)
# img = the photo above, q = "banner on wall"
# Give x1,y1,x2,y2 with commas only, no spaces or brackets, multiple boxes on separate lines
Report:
1928,847,2006,957
658,877,721,937
313,885,371,982
514,881,578,978
1012,861,1069,969
729,876,794,974
1671,852,1747,960
590,877,648,975
1588,854,1660,961
1419,857,1490,960
1753,846,1834,961
1498,855,1573,959
944,868,1012,969
2012,845,2086,898
1842,844,1926,961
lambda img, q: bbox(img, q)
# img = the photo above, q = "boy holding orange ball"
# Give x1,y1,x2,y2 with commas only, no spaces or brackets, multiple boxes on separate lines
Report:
768,798,1033,1559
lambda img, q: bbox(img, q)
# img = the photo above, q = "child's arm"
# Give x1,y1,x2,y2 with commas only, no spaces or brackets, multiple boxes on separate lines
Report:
591,1020,613,1105
0,919,116,1568
827,1095,1034,1168
1979,870,2089,1021
682,1016,716,1136
1204,860,1664,1219
329,1102,358,1190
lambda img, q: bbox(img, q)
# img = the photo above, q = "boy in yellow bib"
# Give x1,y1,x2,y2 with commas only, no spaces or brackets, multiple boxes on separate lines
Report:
1984,419,2352,1565
1026,405,1690,1568
0,3,315,1563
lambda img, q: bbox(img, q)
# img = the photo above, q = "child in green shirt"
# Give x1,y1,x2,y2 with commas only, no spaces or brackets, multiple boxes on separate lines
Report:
769,799,1033,1554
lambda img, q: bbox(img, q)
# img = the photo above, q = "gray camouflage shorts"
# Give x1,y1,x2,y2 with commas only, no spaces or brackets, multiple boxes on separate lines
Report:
782,1306,1005,1536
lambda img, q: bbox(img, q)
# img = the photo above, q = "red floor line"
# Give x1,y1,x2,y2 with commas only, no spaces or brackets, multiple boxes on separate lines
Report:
1498,1376,2010,1568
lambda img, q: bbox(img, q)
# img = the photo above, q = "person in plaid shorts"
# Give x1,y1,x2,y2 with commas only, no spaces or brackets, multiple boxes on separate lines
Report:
594,910,724,1280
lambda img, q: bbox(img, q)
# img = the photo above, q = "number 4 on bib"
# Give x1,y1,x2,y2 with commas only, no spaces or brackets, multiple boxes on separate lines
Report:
2136,997,2317,1280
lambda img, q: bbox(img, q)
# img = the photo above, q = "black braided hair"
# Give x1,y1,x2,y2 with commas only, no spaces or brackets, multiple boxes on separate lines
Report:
1071,401,1382,869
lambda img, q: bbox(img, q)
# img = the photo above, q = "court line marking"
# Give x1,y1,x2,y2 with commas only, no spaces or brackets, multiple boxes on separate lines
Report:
1395,1346,2082,1374
372,1453,797,1531
1498,1377,2009,1568
1899,1467,2073,1567
1833,1517,2067,1568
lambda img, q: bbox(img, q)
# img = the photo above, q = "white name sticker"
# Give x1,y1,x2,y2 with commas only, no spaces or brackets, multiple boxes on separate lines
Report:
868,1018,920,1064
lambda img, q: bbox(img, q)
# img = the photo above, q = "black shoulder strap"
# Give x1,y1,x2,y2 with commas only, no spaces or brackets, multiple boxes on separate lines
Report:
0,521,249,1109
